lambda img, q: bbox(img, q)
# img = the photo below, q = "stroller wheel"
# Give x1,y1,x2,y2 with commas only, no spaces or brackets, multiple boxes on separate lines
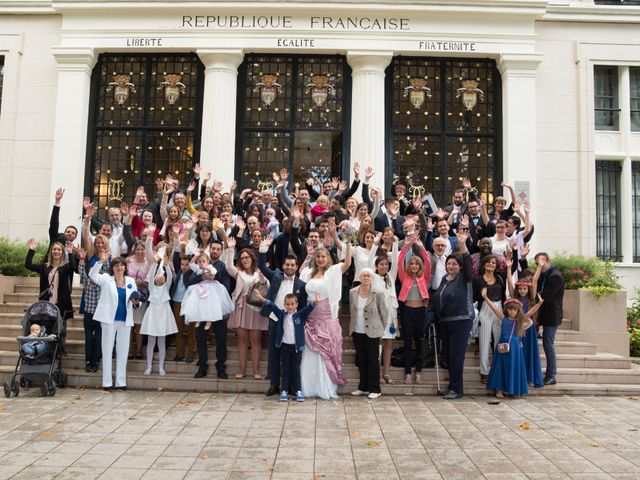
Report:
11,380,19,397
3,383,10,398
40,383,48,397
47,380,56,397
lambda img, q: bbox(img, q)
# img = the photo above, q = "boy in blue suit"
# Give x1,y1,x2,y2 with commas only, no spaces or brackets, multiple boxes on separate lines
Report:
259,292,316,402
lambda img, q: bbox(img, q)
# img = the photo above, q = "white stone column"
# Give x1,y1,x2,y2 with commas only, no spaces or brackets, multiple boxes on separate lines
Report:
497,53,543,243
197,49,244,188
347,52,393,188
50,47,96,233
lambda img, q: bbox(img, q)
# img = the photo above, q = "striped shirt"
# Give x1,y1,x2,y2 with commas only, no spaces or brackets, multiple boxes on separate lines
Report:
78,257,107,314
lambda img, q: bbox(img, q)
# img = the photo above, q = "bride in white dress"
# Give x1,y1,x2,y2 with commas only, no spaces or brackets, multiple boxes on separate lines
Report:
299,244,352,399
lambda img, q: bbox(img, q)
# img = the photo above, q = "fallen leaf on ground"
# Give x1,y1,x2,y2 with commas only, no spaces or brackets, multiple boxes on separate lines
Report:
366,440,381,447
518,422,530,430
200,453,208,459
590,442,599,447
626,396,638,401
0,404,4,412
265,466,274,472
351,431,360,437
39,431,54,438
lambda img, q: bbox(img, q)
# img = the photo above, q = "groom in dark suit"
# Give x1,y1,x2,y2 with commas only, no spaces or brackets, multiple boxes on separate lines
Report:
258,240,308,396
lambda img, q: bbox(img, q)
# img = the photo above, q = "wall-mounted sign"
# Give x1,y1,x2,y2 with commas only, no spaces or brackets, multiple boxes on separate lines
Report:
181,15,409,31
277,38,316,48
126,37,164,47
418,41,477,52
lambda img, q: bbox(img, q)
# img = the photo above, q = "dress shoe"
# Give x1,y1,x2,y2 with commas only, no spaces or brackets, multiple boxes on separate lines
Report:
437,389,450,396
217,370,228,379
265,385,279,396
194,369,207,379
114,386,127,391
185,355,194,363
172,354,184,362
443,390,462,400
544,377,557,385
481,374,488,384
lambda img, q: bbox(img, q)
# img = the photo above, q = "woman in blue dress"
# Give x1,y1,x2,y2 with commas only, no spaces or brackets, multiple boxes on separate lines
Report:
481,290,544,398
505,258,544,388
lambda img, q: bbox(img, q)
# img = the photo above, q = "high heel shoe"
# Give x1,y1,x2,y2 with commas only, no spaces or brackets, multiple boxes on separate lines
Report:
382,374,393,384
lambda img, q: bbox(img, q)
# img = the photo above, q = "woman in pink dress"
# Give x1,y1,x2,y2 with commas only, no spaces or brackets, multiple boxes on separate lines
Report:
299,243,352,399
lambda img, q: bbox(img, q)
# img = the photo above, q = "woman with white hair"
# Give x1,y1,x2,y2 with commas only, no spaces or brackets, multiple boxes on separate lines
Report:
349,268,388,399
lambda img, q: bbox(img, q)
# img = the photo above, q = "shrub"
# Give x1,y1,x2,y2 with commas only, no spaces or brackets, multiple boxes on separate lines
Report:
628,289,640,357
551,252,621,292
0,238,49,277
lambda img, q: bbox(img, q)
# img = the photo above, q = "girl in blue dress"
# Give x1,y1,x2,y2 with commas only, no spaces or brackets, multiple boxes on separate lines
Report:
481,289,544,398
505,259,544,388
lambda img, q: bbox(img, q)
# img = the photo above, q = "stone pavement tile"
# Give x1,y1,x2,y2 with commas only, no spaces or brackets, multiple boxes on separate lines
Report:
0,450,40,466
110,455,159,470
141,469,187,480
0,464,24,477
72,453,121,469
126,443,169,456
56,466,107,479
235,446,277,461
51,441,94,454
98,467,145,480
32,451,84,467
9,465,65,480
524,474,571,479
227,472,271,480
19,440,60,453
278,436,313,448
103,433,144,444
472,458,523,474
88,442,130,457
568,475,616,480
314,447,355,460
314,456,356,474
207,435,244,447
232,456,274,471
135,434,176,446
183,471,230,480
189,455,234,471
484,474,528,480
272,457,315,473
150,456,196,470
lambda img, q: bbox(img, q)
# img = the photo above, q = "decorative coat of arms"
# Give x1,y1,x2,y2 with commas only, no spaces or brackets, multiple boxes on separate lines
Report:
254,74,282,107
158,74,186,105
107,74,136,105
456,79,485,111
403,78,432,109
305,74,336,107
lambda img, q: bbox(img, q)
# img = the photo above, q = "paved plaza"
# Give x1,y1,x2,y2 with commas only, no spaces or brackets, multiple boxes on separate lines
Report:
1,390,640,480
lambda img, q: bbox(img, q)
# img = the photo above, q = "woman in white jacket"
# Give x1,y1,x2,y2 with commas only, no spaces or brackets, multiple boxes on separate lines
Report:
89,253,140,390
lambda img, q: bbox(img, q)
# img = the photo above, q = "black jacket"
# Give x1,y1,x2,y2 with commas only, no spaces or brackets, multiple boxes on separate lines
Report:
25,249,76,320
433,252,473,322
537,266,565,327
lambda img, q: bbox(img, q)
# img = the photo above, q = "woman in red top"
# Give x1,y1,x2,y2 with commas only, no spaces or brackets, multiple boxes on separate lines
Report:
397,235,432,384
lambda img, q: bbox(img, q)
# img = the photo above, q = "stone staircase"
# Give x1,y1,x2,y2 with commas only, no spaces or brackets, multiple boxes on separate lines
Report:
1,277,640,396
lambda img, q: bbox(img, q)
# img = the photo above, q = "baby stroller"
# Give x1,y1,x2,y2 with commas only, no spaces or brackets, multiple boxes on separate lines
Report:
3,301,68,397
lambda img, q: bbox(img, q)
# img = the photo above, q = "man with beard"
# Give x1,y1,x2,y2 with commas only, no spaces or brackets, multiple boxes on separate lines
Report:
193,239,231,379
258,239,308,397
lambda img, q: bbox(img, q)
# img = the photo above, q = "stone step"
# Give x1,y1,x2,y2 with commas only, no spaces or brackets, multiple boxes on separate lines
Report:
3,293,83,304
3,366,640,396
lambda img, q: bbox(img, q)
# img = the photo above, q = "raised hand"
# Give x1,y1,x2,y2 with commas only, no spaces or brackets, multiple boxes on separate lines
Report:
76,247,86,261
521,243,530,259
229,180,237,192
272,171,280,183
459,215,469,229
462,177,472,190
306,178,316,187
436,207,447,219
129,204,138,217
235,216,246,230
264,235,274,247
412,196,422,211
155,178,164,191
373,232,382,246
183,219,194,230
99,250,109,264
279,168,289,181
353,161,360,177
213,180,223,192
339,180,347,191
187,181,196,193
330,177,339,190
120,202,129,218
54,188,65,203
291,205,301,221
172,224,181,237
83,196,91,210
427,216,434,231
456,228,469,244
27,238,37,250
148,223,157,234
193,162,201,177
227,236,236,249
365,166,374,182
505,255,513,270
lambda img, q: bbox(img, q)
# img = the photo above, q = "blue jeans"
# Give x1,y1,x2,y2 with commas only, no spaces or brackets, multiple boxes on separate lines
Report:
22,341,48,357
542,325,558,379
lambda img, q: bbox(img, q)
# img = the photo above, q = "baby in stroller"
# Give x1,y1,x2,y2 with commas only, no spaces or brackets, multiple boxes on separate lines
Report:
21,324,55,359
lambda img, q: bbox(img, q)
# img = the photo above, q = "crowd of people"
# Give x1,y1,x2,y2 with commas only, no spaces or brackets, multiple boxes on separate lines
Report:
25,162,565,400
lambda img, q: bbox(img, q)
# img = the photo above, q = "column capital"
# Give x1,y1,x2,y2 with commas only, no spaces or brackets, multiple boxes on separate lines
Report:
51,47,96,75
347,51,393,74
197,49,244,73
497,53,543,79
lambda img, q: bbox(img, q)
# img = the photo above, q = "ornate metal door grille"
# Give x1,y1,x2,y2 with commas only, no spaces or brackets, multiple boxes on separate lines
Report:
86,53,204,218
596,160,622,262
386,57,501,206
236,54,350,188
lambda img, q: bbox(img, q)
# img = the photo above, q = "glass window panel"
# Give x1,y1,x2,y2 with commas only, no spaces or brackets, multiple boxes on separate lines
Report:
594,66,619,131
241,132,290,189
595,160,622,261
243,56,293,129
445,60,495,135
631,67,640,132
295,57,345,130
294,131,341,186
87,53,203,220
388,57,499,206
